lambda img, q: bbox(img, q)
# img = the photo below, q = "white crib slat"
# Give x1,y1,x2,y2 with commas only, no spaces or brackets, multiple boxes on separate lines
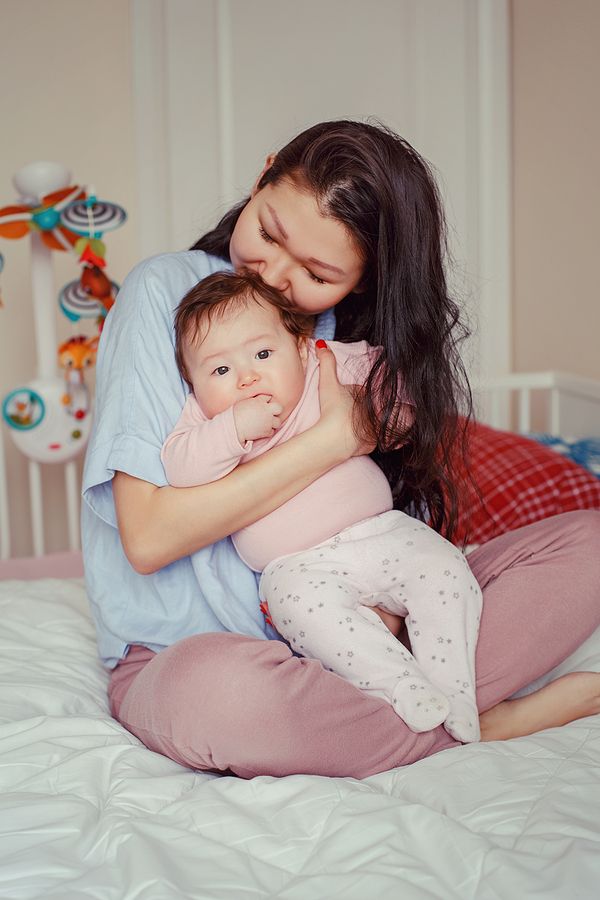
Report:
28,460,44,557
518,389,531,432
550,388,560,435
489,390,501,429
65,461,80,551
0,427,10,560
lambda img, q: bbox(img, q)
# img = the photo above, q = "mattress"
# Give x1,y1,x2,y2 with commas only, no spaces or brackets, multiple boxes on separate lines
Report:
1,577,599,899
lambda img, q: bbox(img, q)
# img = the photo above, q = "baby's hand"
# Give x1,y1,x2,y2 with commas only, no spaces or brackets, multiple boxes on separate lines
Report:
233,395,283,443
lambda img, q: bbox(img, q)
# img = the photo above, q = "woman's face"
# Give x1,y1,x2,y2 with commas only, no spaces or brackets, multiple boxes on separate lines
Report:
229,176,365,314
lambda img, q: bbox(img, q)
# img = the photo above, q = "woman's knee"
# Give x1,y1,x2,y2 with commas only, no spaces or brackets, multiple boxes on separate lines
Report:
147,633,290,707
559,508,600,545
119,633,296,771
542,508,597,568
560,509,600,580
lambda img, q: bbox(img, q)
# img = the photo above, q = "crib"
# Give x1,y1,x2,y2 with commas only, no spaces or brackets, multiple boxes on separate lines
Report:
3,368,600,567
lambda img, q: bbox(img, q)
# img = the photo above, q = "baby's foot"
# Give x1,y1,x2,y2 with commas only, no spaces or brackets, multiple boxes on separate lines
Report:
444,695,480,743
392,678,450,733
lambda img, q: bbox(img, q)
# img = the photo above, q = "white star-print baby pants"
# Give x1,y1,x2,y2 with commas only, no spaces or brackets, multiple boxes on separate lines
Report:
259,510,482,742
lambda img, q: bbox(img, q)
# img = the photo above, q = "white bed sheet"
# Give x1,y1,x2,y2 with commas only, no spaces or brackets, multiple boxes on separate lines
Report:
1,578,599,900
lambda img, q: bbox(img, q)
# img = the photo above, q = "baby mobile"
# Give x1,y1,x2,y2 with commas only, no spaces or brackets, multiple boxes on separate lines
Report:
0,161,126,464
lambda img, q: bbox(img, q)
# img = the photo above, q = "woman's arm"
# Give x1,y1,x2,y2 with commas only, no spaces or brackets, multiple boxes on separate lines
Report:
115,345,371,574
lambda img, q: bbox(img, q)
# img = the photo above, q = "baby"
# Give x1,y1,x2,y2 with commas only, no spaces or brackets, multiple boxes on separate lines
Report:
161,270,483,742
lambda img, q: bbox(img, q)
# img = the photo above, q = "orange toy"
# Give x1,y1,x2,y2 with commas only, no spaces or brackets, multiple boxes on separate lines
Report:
0,185,85,251
58,335,99,419
80,265,116,313
58,335,99,373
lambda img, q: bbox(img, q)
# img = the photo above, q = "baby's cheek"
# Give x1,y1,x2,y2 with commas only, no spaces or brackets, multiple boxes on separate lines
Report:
194,381,234,419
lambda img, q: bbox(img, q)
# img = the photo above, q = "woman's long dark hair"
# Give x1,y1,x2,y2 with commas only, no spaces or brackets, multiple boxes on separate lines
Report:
191,120,471,540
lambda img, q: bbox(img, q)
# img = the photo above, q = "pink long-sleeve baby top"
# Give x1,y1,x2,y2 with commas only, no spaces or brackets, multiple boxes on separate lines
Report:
161,340,413,571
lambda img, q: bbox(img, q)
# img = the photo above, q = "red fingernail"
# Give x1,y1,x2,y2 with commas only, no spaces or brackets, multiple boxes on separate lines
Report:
316,339,328,349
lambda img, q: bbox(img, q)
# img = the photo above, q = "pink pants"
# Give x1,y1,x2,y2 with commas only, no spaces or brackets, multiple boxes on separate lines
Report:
108,511,600,779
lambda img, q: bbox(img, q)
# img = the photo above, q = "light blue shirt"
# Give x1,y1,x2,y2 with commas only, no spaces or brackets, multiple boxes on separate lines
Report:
82,250,336,667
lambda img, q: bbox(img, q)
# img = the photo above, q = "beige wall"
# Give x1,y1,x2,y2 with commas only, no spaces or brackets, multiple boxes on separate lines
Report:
0,0,138,555
512,0,600,378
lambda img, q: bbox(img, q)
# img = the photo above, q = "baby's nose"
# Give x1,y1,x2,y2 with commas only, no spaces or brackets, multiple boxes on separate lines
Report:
239,369,259,388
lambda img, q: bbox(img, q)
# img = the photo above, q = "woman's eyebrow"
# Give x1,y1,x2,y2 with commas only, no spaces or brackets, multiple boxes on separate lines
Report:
265,203,345,275
266,203,289,240
307,256,345,275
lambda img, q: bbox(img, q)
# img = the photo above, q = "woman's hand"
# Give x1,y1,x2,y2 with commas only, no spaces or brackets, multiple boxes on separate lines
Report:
315,340,376,461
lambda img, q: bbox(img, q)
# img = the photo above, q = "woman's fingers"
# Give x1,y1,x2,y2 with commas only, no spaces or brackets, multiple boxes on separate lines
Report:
315,340,375,457
315,340,350,415
315,340,340,397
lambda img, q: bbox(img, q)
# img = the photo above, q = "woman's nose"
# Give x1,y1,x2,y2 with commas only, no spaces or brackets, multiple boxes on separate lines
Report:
260,257,290,293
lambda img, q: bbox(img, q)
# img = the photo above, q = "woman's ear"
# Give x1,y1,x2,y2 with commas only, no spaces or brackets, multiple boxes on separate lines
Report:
251,153,277,197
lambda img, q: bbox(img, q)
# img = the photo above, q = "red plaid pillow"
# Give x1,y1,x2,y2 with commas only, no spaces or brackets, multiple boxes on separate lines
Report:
451,420,600,545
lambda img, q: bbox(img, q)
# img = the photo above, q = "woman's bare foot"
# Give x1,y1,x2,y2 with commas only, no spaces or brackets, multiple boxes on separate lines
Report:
479,672,600,741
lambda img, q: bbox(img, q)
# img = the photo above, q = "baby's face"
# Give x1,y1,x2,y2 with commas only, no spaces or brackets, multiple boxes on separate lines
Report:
185,299,308,421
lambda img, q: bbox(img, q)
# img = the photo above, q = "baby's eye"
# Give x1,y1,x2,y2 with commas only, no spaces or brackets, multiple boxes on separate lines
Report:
256,349,271,360
213,365,230,376
258,226,276,244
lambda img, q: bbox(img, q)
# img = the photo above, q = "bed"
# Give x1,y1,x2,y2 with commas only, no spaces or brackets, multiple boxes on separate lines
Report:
1,372,600,899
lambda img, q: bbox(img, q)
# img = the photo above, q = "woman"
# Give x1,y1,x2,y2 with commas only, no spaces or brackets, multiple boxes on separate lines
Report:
83,120,600,778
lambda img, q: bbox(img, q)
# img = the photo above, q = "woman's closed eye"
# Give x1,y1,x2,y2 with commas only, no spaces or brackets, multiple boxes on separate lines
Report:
306,270,326,285
258,225,327,285
258,225,275,244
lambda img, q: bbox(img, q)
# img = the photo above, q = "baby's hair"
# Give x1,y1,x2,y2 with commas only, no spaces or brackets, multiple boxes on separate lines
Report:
174,269,314,387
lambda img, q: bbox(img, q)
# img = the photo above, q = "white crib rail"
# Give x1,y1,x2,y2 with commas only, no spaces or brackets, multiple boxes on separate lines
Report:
473,371,600,438
0,425,82,560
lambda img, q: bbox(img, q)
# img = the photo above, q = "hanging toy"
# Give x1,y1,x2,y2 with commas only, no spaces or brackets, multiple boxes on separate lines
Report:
0,162,125,465
58,335,99,420
60,192,126,267
80,265,117,311
60,194,126,239
0,161,85,254
59,266,119,326
1,375,94,464
2,388,45,430
57,192,126,330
